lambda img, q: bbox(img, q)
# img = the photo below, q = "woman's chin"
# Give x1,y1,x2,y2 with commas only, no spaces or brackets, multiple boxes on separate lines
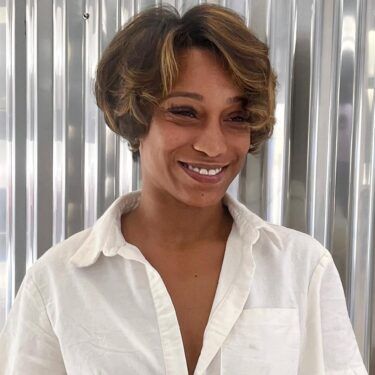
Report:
175,190,227,209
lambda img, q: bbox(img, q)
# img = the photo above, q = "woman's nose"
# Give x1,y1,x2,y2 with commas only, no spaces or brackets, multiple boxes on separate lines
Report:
192,120,228,157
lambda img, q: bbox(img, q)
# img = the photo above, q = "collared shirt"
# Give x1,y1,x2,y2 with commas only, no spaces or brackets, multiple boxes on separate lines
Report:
0,191,368,374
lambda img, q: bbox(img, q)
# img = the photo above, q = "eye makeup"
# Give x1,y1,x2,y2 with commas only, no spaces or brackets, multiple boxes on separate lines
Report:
160,102,252,131
166,105,198,118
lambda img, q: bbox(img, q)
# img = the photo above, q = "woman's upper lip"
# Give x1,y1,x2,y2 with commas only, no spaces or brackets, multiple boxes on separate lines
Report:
179,161,228,169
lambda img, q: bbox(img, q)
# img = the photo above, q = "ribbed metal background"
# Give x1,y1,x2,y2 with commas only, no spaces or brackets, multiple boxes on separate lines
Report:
1,0,374,371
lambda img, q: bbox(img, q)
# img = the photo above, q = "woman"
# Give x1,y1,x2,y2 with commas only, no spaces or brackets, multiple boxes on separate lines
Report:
0,3,368,375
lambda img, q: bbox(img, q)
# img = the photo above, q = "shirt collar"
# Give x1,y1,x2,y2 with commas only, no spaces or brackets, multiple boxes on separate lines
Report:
69,190,269,268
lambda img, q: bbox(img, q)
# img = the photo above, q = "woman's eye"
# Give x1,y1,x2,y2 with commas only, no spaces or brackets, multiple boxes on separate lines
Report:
167,106,197,118
164,106,250,124
230,116,248,122
228,113,251,123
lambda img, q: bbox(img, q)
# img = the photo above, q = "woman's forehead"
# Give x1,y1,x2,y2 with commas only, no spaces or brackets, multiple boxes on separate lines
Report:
175,47,227,72
171,49,243,96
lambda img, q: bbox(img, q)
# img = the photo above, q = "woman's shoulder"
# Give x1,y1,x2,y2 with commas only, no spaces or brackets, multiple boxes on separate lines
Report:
252,220,333,291
260,220,328,254
225,194,331,277
28,227,93,278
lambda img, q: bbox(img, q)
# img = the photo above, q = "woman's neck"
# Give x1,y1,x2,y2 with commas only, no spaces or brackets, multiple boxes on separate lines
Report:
122,189,233,252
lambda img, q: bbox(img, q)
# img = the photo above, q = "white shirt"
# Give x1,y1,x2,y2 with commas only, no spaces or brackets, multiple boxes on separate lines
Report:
0,191,368,375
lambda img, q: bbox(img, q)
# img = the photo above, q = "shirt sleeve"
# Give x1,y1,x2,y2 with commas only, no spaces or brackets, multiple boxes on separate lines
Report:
0,270,67,375
299,250,368,375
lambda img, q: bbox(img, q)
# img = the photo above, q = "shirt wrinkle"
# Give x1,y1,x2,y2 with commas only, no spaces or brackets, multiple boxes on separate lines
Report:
307,250,332,294
27,271,56,337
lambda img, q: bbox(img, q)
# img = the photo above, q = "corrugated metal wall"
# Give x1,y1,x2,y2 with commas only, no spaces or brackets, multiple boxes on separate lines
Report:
1,0,374,371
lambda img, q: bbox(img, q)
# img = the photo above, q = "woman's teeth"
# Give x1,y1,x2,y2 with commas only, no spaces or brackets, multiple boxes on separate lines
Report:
185,163,222,176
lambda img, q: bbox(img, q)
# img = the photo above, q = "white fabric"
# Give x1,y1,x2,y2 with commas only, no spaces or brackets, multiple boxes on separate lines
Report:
0,191,368,375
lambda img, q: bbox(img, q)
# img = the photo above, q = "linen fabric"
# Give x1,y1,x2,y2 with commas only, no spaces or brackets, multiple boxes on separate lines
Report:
0,191,368,374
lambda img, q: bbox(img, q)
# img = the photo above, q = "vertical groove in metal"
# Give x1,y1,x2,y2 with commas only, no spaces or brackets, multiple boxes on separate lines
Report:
348,0,364,322
264,0,295,225
4,0,27,314
2,0,15,326
25,0,38,269
369,2,375,365
26,0,53,261
326,0,342,252
83,0,100,228
306,0,323,241
369,0,375,368
347,0,373,365
53,0,67,245
65,0,85,237
333,0,357,296
306,0,339,249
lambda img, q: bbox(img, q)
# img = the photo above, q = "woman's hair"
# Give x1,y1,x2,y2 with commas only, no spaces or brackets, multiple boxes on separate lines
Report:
95,3,276,154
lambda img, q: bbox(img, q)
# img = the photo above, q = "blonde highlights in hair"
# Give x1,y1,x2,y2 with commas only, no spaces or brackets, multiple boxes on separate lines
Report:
95,3,277,154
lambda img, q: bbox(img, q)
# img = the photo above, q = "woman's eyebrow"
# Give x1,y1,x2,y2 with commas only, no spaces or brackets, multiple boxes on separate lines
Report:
165,91,246,104
165,91,203,101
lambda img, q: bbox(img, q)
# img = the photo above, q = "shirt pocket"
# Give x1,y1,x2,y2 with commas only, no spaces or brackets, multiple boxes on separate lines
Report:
221,307,300,375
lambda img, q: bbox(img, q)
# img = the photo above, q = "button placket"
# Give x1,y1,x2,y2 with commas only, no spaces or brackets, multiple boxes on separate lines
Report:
146,266,189,375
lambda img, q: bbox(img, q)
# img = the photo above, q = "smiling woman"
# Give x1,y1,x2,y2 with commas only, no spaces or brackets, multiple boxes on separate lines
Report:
95,3,276,155
139,48,253,208
0,3,368,375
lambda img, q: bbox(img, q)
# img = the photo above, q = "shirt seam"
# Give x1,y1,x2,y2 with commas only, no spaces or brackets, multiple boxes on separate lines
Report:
28,271,58,336
306,248,332,293
28,270,68,372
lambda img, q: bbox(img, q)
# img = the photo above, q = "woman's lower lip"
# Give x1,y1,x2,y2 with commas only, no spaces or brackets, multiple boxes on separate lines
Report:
178,162,226,184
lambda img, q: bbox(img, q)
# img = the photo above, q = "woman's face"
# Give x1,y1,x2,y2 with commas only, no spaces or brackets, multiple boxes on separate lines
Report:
139,47,251,207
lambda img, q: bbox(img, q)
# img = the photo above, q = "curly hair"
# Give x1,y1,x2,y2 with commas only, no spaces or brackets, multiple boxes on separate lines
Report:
95,3,276,154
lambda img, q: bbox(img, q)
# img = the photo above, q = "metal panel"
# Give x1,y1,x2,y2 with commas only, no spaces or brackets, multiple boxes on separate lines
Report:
306,0,337,249
65,0,85,238
367,1,375,369
0,0,14,329
348,0,374,365
0,0,27,328
25,0,54,267
264,0,296,224
83,0,100,227
53,0,67,245
1,0,374,371
97,0,120,216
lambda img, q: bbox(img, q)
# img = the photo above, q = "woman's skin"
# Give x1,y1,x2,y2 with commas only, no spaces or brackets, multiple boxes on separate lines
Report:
122,47,251,250
121,47,251,374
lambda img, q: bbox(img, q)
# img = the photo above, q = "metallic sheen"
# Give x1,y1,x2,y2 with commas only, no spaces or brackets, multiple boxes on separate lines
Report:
0,0,374,371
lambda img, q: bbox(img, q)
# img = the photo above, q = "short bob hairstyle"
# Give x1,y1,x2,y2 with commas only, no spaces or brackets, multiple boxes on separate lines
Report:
95,3,276,154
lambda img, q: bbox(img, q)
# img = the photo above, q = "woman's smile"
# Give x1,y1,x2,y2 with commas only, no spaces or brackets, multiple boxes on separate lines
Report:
178,161,228,184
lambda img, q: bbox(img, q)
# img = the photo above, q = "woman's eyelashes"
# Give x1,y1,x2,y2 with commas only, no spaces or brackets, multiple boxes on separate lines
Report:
167,105,197,119
166,105,251,123
229,114,251,123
